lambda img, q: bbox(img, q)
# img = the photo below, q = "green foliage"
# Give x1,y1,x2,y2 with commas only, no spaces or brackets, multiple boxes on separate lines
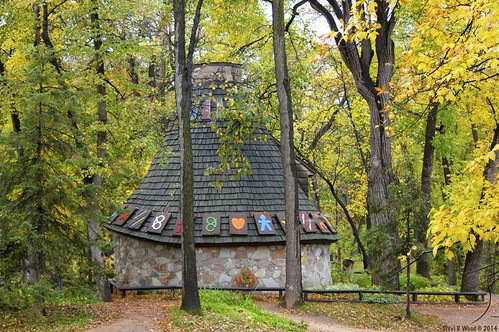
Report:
330,267,354,284
0,0,165,307
417,285,457,302
429,147,499,259
323,283,360,290
1,301,95,331
171,290,306,331
0,277,99,310
353,273,373,289
326,273,372,290
207,85,267,187
362,294,401,304
0,0,496,310
399,273,432,291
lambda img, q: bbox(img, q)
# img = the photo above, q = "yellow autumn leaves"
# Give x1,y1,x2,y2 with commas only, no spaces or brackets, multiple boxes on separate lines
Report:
428,146,499,259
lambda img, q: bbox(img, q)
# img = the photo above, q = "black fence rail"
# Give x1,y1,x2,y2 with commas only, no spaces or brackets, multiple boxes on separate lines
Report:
302,289,488,303
109,281,284,299
109,281,487,303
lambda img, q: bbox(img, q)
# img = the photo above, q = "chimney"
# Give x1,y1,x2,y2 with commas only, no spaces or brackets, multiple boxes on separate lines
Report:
191,63,242,120
192,62,242,84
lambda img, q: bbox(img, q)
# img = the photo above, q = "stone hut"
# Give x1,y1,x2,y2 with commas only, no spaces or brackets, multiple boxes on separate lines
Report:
105,63,339,289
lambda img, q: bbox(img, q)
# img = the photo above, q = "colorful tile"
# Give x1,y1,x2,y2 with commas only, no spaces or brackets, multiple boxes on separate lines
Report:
229,213,248,235
146,212,171,234
275,212,286,233
127,209,151,230
202,214,221,235
299,212,317,233
113,207,137,226
252,212,275,235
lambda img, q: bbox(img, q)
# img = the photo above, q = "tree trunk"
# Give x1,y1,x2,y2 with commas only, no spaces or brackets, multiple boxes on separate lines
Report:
461,106,498,299
365,94,400,289
482,105,499,294
25,3,47,316
448,256,457,286
441,154,457,284
84,1,112,302
173,0,202,314
416,103,438,279
483,242,497,293
461,240,483,300
272,0,302,309
308,0,400,289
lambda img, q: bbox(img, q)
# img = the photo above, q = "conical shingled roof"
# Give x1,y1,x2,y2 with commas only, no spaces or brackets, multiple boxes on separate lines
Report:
105,63,338,245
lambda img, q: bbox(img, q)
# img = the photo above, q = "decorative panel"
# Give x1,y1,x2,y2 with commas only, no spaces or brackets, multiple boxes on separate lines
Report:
202,214,221,236
127,209,151,230
316,220,331,234
275,212,286,233
113,207,137,226
322,216,337,233
229,213,248,235
173,219,182,236
252,212,275,235
299,212,317,233
146,212,171,234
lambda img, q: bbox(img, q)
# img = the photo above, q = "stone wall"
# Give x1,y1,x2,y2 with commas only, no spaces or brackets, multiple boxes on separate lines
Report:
192,62,242,83
112,233,332,289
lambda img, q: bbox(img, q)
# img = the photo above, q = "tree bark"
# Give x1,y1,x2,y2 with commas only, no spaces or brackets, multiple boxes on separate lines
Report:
461,240,483,300
441,151,457,285
84,1,112,302
24,2,47,316
416,103,438,279
307,0,400,289
461,102,499,298
272,0,302,309
172,0,202,314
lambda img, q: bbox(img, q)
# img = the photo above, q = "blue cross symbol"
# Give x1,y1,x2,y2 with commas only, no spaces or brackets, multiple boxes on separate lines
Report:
258,214,273,232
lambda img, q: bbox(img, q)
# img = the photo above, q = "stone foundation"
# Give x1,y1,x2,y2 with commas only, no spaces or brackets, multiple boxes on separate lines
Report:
112,233,332,289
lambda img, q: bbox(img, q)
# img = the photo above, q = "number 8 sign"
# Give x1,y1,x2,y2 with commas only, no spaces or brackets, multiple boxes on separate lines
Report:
202,214,221,236
146,212,171,234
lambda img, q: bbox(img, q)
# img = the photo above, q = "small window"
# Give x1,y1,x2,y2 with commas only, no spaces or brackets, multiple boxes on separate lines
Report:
202,99,211,120
216,97,224,110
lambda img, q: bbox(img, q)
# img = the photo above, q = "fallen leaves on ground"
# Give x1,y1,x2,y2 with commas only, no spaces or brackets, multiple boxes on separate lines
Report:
298,300,445,331
1,292,450,331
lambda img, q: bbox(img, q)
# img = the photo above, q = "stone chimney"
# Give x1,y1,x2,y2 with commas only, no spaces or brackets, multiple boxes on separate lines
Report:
191,63,242,120
192,62,242,85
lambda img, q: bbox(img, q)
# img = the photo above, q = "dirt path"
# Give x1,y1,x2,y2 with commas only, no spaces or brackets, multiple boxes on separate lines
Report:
83,295,180,332
411,294,499,328
82,293,499,332
256,302,380,332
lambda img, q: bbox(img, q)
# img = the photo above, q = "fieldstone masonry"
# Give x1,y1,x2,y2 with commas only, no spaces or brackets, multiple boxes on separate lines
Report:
113,233,332,289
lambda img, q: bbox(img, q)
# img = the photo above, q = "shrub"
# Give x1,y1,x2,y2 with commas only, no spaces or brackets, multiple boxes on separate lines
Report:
323,283,360,290
231,267,259,288
331,268,353,284
362,294,401,304
418,285,456,302
353,273,372,288
399,273,432,291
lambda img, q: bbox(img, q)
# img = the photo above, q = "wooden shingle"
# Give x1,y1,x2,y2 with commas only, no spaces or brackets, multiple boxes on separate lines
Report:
105,122,339,246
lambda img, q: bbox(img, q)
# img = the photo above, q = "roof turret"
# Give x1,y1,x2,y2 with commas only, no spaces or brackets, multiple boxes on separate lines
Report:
105,63,338,245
